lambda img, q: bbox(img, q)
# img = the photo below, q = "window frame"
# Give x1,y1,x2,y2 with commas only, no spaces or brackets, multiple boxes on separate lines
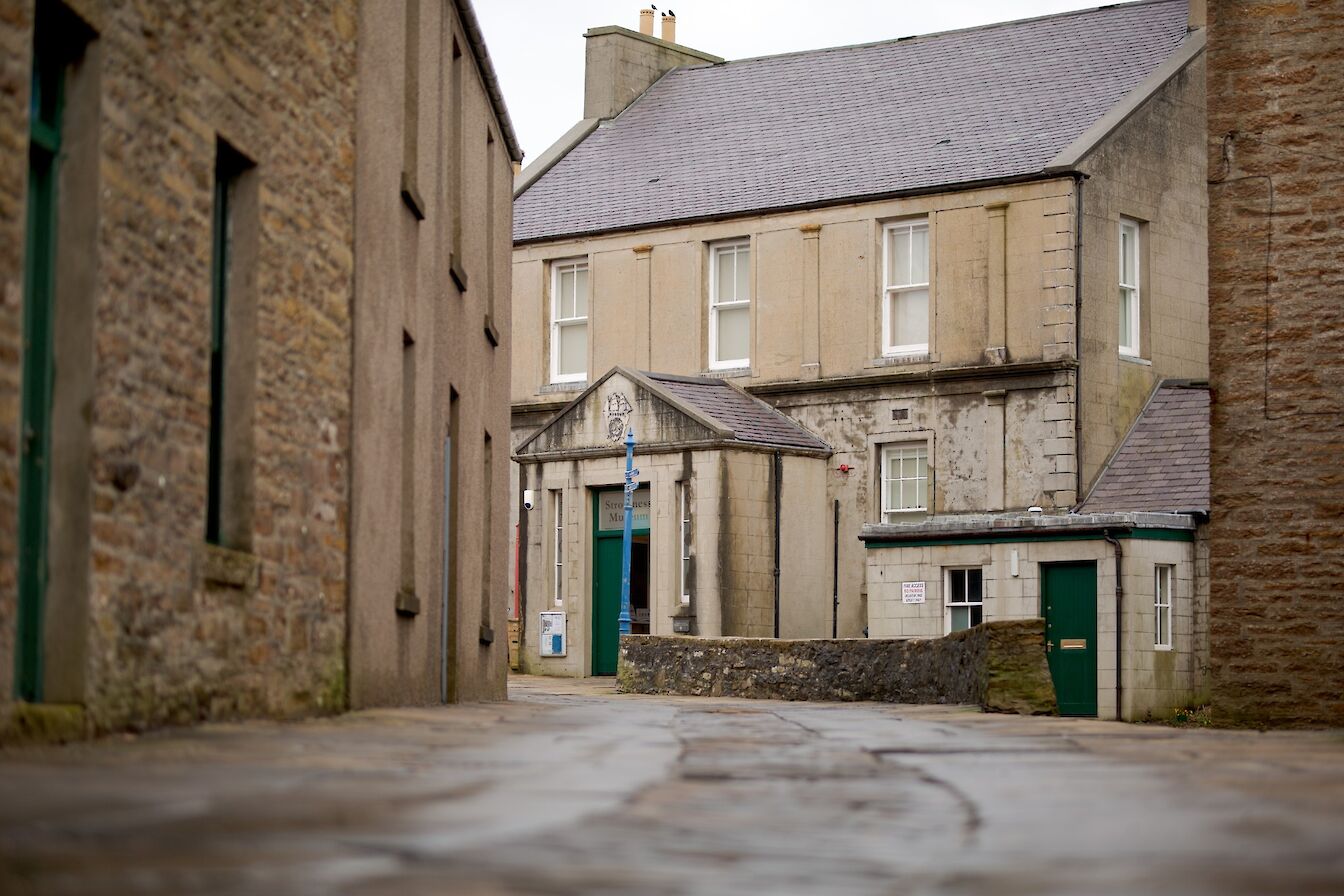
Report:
945,567,985,634
1119,218,1141,357
881,218,931,357
679,482,692,605
708,238,751,370
549,258,589,384
1154,564,1173,650
880,442,929,520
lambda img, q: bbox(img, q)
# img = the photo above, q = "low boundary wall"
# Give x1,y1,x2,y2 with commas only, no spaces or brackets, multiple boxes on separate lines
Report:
617,619,1056,714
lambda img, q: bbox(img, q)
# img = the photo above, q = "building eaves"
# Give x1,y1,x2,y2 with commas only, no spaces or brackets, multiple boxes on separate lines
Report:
514,0,1193,244
455,0,524,163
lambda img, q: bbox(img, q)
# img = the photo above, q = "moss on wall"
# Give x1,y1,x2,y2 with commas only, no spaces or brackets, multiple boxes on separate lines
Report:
619,619,1055,714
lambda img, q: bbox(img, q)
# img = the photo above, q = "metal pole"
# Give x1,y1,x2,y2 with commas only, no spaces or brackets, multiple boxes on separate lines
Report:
619,427,637,636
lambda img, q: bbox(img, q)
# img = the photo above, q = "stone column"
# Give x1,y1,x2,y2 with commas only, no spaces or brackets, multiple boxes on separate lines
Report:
985,202,1008,365
984,389,1006,511
634,244,652,370
800,223,821,380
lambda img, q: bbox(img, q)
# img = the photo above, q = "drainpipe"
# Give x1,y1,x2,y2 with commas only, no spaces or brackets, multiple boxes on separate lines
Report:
773,451,782,639
515,464,529,675
1073,173,1086,499
1103,529,1123,720
832,499,840,639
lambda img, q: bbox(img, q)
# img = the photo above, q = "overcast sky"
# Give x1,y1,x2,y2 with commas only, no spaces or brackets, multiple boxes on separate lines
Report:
475,0,1107,163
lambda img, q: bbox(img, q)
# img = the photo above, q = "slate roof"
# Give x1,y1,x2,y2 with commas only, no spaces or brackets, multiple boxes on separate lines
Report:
643,372,831,453
516,0,1193,243
1080,382,1209,515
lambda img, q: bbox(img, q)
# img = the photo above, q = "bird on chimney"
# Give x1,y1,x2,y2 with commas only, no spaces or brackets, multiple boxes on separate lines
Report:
667,8,675,15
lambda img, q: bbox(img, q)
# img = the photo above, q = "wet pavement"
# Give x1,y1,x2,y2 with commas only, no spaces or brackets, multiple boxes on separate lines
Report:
2,675,1343,895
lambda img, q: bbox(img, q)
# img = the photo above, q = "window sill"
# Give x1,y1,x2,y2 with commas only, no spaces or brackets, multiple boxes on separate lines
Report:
880,510,930,523
1119,353,1152,366
395,588,421,617
702,366,751,379
1154,644,1173,652
198,542,260,592
541,380,587,394
870,353,933,369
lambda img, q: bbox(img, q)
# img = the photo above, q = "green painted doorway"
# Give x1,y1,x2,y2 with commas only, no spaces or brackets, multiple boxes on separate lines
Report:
591,487,650,676
16,10,69,702
1042,562,1098,717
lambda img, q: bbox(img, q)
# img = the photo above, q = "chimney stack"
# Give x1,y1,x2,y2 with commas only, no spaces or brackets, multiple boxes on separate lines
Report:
661,12,676,43
581,16,721,122
1188,0,1206,30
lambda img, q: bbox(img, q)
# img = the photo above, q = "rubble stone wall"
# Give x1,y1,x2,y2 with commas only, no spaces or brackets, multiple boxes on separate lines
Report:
617,619,1056,714
1207,1,1344,725
1,0,357,733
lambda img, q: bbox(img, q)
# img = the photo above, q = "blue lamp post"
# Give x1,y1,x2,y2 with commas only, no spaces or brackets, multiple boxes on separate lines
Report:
619,427,638,636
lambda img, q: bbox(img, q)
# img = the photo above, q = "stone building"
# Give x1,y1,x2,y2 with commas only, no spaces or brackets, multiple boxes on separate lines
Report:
1,0,519,738
1206,0,1344,726
510,1,1210,719
515,367,832,675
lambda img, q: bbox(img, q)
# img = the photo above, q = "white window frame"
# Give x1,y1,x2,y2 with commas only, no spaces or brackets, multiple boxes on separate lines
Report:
709,238,751,370
1119,218,1140,357
552,490,564,606
550,258,588,384
945,567,984,634
880,443,928,520
1154,564,1173,650
882,219,930,356
679,482,691,605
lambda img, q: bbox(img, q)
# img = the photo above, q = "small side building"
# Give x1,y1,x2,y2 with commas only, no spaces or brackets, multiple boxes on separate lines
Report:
861,382,1210,720
515,367,831,677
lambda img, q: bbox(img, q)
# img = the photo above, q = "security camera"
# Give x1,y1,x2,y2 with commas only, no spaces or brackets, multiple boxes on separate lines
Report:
523,489,536,511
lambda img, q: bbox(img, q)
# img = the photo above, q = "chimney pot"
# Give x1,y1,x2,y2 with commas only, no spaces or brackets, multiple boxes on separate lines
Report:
661,13,676,43
639,8,654,35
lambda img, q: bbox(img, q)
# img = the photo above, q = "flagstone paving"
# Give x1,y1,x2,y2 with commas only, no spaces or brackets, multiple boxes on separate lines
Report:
2,675,1342,895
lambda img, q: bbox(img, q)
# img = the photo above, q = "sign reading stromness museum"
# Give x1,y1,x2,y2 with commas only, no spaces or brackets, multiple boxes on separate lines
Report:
598,489,650,531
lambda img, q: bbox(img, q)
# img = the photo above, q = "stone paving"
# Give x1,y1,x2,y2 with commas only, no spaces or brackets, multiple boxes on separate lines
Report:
2,676,1343,895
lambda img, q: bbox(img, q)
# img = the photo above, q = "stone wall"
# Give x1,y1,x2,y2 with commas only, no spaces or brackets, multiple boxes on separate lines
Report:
0,0,356,733
1207,1,1344,726
617,619,1056,714
1077,49,1208,492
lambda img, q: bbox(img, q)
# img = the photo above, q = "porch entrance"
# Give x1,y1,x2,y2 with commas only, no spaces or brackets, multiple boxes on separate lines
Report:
1042,562,1099,717
591,487,650,675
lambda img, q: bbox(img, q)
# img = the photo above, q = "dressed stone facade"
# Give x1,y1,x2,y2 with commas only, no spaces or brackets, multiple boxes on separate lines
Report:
510,1,1210,719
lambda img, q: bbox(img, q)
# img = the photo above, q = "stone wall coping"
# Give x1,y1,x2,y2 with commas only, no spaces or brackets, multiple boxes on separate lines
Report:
861,511,1197,540
618,620,1057,715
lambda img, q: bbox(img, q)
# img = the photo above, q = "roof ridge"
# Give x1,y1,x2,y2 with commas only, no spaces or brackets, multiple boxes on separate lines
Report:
672,0,1185,72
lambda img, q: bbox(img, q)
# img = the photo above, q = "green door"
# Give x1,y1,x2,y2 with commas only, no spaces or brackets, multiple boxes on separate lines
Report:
16,17,67,702
592,536,622,675
1042,562,1098,717
591,487,650,676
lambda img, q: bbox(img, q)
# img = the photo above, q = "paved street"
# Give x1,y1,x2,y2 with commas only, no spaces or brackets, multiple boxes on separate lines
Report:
2,677,1343,895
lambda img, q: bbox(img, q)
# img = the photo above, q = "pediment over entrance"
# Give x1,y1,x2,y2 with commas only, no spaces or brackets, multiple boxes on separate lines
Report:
515,367,830,459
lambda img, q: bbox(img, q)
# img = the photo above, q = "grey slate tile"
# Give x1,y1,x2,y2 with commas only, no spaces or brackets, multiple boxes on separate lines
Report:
1080,383,1210,514
645,372,830,452
516,0,1191,242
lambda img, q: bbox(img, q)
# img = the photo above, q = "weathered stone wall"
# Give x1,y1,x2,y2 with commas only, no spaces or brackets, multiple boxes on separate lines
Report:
0,0,31,705
347,0,517,709
1077,51,1208,492
1,0,356,733
1207,1,1344,726
617,619,1056,714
